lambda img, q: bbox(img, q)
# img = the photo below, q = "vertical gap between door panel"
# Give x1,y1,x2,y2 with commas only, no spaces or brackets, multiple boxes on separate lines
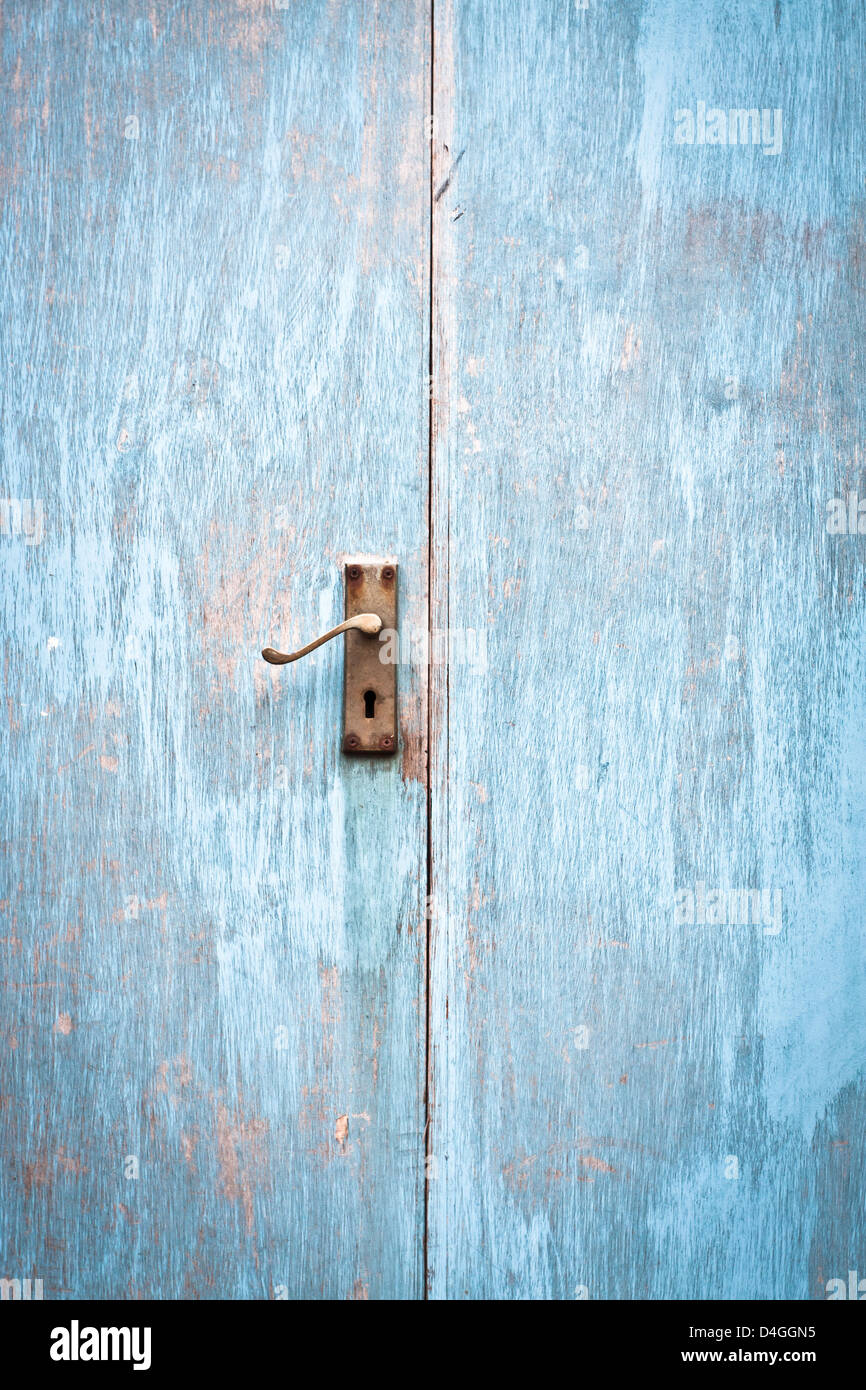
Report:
423,0,435,1303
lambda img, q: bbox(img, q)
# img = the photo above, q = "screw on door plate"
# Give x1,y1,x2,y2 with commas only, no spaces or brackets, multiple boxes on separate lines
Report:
342,561,397,755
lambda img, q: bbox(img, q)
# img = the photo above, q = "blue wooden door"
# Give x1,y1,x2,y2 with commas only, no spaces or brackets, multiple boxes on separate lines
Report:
2,0,864,1302
1,0,429,1301
426,0,866,1299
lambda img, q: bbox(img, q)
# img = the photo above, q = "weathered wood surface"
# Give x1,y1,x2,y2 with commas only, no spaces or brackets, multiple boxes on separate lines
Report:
2,0,864,1304
428,0,866,1298
1,0,430,1299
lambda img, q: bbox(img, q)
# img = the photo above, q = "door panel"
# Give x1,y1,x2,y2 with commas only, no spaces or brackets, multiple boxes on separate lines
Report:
428,0,866,1298
1,1,429,1299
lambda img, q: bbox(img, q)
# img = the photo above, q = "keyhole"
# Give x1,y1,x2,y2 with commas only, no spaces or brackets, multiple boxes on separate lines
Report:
363,689,376,720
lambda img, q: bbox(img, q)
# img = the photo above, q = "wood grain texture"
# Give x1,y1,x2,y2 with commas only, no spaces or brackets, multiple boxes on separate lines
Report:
1,0,430,1299
428,0,866,1299
3,0,864,1305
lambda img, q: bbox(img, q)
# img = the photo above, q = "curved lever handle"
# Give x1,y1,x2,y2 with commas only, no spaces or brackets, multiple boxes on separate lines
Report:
262,612,383,665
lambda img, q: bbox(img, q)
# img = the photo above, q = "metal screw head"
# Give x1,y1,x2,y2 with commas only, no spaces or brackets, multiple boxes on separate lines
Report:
381,566,395,582
347,565,362,582
379,734,394,750
346,733,360,750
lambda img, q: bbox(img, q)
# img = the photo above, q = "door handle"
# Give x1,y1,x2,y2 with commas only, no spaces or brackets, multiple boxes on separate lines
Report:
261,561,398,755
261,612,382,665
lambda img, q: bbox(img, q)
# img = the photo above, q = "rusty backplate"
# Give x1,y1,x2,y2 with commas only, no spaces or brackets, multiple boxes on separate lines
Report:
342,561,397,755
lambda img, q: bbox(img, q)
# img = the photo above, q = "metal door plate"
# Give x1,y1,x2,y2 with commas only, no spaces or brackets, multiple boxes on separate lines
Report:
342,561,397,755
